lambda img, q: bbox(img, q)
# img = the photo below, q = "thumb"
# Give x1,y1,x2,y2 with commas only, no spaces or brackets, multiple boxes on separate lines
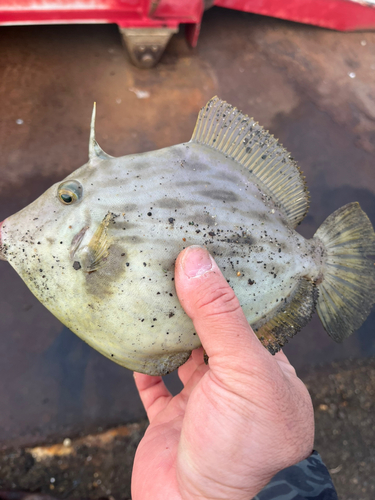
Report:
175,246,268,367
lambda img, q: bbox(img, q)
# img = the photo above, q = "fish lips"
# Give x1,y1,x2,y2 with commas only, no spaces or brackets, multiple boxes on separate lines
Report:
0,219,7,261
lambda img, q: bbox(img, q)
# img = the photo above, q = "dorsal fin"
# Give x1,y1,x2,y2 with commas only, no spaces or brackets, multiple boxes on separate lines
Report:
89,103,114,161
191,97,310,228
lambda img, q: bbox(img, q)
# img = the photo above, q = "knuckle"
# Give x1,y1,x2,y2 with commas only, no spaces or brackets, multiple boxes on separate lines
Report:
195,284,242,317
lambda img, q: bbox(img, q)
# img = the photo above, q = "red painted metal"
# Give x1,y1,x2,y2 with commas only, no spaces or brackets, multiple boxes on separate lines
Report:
0,0,202,28
185,21,201,47
0,0,374,43
152,0,204,21
214,0,375,31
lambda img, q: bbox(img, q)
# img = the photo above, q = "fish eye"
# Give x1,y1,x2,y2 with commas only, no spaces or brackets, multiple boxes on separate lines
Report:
58,180,83,205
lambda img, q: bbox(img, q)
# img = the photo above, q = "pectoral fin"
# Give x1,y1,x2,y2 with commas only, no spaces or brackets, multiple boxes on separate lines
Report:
75,212,113,273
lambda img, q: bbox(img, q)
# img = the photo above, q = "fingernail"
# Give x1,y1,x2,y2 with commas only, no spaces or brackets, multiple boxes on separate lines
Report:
182,246,213,278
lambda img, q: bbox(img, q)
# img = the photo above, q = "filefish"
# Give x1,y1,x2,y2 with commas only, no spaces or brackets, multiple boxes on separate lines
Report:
0,98,374,375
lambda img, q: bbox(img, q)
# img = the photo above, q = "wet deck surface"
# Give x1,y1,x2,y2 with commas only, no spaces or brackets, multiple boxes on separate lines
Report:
0,5,374,465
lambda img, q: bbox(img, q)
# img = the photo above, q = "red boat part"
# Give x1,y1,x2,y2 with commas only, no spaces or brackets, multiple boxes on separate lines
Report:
0,0,374,66
215,0,375,32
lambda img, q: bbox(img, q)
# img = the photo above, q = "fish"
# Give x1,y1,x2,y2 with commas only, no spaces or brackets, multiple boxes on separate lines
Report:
0,97,374,376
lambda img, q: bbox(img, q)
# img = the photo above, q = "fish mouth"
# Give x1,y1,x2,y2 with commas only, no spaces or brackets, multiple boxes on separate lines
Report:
0,219,7,261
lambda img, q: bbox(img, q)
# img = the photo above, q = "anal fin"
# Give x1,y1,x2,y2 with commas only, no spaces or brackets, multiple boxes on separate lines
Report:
253,278,319,354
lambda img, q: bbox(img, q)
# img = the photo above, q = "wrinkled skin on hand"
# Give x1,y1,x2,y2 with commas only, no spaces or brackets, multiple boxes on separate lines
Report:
131,246,314,500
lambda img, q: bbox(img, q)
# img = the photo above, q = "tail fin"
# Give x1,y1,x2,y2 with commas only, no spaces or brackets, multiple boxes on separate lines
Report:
314,202,375,342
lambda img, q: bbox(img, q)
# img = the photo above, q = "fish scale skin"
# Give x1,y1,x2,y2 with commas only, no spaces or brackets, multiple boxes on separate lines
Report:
0,143,323,375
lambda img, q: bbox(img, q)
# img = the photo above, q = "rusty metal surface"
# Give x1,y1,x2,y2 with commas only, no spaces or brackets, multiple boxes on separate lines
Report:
119,27,178,67
0,7,374,448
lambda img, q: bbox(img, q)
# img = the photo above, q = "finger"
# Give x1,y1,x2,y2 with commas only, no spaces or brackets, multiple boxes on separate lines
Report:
191,346,207,366
274,350,290,364
178,347,208,389
181,362,210,399
175,246,269,368
178,348,206,386
133,372,172,422
274,350,297,376
178,355,196,387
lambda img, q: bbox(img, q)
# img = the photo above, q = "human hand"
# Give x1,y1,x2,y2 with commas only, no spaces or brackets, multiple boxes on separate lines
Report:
131,246,314,500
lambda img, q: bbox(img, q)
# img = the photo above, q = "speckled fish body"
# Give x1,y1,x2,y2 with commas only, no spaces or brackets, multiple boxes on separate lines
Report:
1,98,374,375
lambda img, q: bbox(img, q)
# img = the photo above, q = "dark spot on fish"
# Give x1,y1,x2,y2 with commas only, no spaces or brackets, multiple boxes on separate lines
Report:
198,189,239,203
168,218,175,224
143,262,147,267
208,231,215,237
126,262,129,266
258,212,272,223
169,312,175,318
85,244,127,299
155,198,184,209
73,261,82,271
123,235,145,244
242,238,254,245
212,171,242,184
122,203,138,212
147,212,152,216
176,181,206,187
